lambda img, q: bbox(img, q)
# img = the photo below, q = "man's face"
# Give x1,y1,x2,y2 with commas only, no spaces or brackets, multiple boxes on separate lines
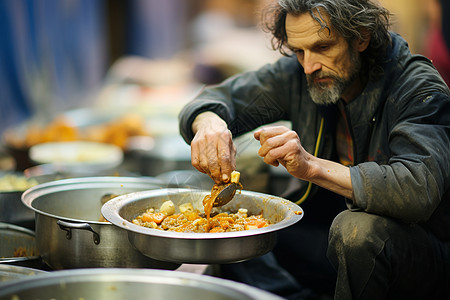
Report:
286,12,363,104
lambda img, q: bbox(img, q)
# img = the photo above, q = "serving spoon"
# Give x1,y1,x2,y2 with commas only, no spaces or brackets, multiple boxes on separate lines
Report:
213,182,239,207
212,171,242,207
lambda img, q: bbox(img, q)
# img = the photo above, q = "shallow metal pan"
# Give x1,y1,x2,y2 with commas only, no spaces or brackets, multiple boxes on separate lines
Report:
101,188,303,264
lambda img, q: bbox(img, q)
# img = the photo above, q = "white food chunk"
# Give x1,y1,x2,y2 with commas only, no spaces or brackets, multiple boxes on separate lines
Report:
160,200,176,216
179,202,194,213
230,171,240,184
238,208,248,215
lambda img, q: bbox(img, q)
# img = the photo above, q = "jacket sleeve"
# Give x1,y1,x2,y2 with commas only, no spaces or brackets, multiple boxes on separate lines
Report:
178,56,302,144
350,91,450,223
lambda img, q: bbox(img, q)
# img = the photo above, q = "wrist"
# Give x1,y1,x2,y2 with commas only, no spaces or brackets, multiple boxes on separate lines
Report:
192,112,228,134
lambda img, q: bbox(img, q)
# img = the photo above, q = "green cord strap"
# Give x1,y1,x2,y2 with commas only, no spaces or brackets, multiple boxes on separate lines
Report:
295,117,324,205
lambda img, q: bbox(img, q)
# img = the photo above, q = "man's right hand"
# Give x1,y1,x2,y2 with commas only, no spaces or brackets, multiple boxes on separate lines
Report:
191,112,236,184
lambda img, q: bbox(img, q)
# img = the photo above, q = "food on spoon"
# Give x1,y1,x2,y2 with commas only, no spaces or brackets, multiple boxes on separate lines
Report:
203,170,243,221
230,171,240,184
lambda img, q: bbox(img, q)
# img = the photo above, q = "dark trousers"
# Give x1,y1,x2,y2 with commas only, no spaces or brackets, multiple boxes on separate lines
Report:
328,210,450,299
219,210,450,300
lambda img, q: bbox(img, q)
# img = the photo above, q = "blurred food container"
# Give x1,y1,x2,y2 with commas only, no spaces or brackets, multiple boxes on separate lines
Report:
0,172,39,228
3,111,151,151
0,148,15,171
2,108,152,171
137,135,194,176
29,141,123,174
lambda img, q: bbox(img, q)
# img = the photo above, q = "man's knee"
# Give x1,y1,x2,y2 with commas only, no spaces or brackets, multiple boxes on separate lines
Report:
328,210,390,257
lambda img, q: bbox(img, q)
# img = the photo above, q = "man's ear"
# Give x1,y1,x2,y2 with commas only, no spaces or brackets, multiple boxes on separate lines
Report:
354,29,371,52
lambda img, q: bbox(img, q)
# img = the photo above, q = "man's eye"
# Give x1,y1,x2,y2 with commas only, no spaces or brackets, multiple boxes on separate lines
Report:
317,45,329,51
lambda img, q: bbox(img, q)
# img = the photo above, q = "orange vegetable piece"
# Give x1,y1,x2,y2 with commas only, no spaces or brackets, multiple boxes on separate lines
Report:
245,218,267,230
209,227,225,233
141,212,166,224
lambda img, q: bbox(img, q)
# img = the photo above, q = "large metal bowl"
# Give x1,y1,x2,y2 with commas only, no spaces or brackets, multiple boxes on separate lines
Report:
101,188,303,264
0,268,283,300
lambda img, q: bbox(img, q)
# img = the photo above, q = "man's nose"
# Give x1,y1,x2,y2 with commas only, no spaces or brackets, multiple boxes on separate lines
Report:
301,52,322,75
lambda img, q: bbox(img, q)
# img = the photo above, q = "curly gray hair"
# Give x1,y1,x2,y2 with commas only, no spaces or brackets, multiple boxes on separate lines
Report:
263,0,392,78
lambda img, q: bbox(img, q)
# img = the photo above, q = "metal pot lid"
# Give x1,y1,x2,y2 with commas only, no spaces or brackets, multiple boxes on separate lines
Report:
0,268,284,299
0,223,40,263
21,176,167,222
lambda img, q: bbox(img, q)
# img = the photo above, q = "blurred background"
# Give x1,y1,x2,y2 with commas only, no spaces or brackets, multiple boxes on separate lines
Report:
0,0,448,188
0,0,280,136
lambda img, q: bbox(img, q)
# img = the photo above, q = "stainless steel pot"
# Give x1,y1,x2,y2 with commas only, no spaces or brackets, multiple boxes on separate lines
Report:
102,188,304,264
0,268,283,300
21,177,179,270
0,222,40,267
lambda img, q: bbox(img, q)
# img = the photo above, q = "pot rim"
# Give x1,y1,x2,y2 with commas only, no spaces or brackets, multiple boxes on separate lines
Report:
101,188,303,240
20,176,167,224
0,268,284,299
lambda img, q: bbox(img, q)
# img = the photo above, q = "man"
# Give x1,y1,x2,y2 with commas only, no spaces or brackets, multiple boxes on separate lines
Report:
179,0,450,299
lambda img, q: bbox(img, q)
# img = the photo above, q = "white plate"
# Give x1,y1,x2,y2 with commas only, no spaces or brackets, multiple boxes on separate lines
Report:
29,141,123,172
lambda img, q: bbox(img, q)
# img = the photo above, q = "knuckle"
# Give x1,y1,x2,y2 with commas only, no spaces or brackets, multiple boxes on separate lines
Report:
219,151,230,162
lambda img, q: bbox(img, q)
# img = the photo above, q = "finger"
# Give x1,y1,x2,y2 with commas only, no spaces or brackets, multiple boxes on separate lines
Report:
257,134,287,158
191,137,209,175
254,130,261,141
263,138,301,169
217,130,235,182
207,144,222,183
263,147,284,167
193,133,215,176
259,131,300,168
202,138,221,181
255,126,290,145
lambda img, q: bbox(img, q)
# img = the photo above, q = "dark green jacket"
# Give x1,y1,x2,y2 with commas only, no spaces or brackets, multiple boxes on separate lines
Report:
179,33,450,241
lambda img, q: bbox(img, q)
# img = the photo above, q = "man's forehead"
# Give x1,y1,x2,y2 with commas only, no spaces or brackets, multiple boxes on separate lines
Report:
286,11,337,45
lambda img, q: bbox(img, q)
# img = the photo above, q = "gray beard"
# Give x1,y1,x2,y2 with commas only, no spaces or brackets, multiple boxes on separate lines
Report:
307,77,346,105
306,50,362,105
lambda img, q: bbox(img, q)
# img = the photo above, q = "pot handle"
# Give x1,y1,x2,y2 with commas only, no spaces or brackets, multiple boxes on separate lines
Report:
57,220,101,245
